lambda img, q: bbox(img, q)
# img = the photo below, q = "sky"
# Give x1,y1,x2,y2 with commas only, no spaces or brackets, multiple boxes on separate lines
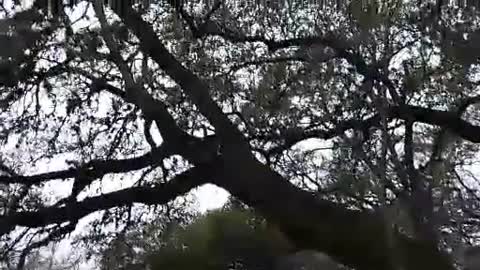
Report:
4,0,480,268
1,1,231,268
3,0,231,213
63,0,232,212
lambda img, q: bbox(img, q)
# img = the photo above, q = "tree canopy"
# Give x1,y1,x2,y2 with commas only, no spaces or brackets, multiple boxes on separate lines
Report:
97,205,344,270
1,0,480,269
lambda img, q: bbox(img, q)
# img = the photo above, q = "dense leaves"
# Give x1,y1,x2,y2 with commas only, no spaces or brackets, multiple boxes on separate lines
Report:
97,204,340,270
0,0,480,269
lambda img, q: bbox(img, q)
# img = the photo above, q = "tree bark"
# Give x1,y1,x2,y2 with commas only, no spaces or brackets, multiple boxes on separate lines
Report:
210,154,455,270
0,3,462,270
113,5,456,270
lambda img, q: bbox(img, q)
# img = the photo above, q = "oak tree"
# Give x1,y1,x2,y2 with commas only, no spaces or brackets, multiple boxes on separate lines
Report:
1,0,480,269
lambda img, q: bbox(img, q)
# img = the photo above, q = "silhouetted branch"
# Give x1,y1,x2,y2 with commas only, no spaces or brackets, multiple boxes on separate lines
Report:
262,104,480,155
118,4,250,154
0,145,172,185
0,163,214,236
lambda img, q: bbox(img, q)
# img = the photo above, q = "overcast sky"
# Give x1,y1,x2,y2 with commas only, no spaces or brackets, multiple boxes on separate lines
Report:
1,1,232,268
5,1,480,269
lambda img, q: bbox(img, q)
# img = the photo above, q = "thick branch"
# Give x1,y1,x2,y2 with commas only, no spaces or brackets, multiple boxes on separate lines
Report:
263,104,480,155
264,115,381,155
391,105,480,143
8,4,462,270
117,6,249,152
0,145,171,185
210,156,455,270
0,163,212,236
93,1,188,144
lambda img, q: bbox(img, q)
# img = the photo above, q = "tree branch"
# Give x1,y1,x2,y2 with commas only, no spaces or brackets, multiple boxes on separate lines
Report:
92,0,188,145
0,144,172,185
0,163,213,236
265,115,382,155
211,157,455,270
171,10,401,103
1,4,463,270
263,104,480,155
16,222,77,270
117,6,249,153
390,105,480,143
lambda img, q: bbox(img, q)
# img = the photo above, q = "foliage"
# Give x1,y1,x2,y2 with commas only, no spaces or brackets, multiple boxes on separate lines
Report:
0,1,480,270
148,207,293,270
87,201,198,270
96,201,345,270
